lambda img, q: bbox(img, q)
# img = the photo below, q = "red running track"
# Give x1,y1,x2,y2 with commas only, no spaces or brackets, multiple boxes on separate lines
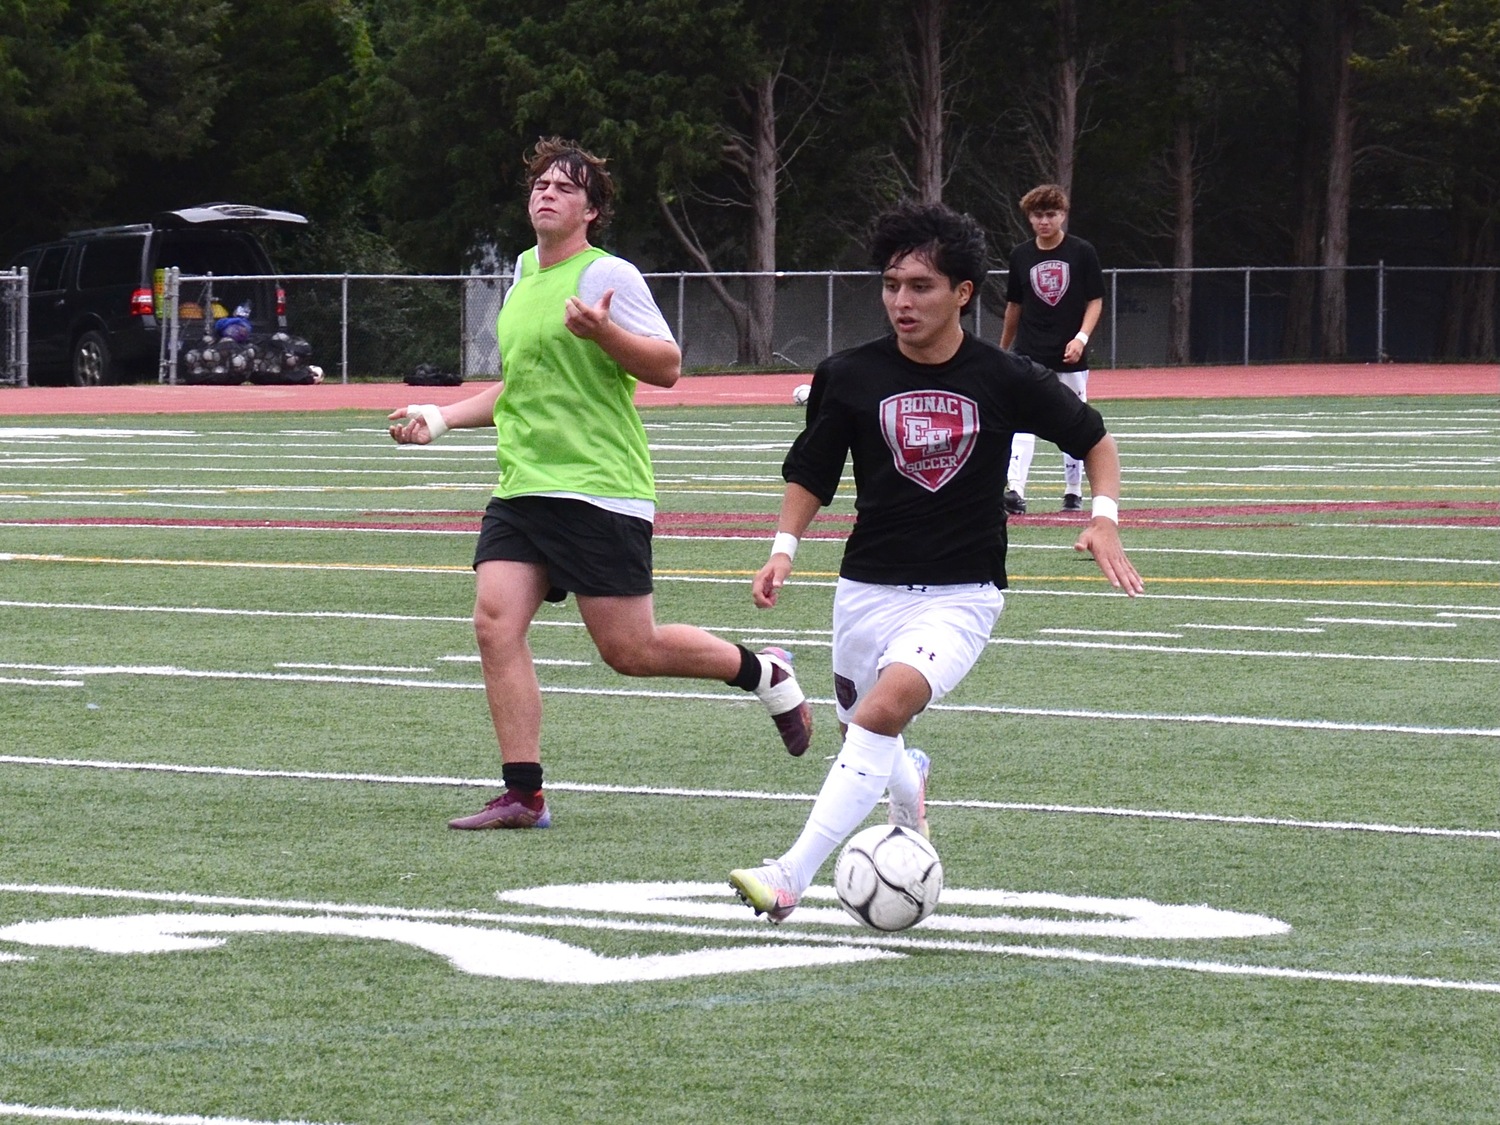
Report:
0,363,1493,416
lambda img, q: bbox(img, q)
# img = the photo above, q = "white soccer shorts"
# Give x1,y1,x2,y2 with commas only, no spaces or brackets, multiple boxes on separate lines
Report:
830,577,1005,725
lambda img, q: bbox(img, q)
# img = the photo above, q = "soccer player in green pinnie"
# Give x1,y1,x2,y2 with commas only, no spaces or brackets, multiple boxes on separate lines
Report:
390,137,812,830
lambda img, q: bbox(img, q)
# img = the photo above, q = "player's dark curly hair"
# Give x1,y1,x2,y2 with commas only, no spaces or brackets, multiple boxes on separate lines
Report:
525,136,615,238
868,201,989,310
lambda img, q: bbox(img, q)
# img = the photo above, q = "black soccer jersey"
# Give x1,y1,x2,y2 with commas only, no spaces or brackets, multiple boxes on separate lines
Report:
1005,234,1105,372
783,332,1107,588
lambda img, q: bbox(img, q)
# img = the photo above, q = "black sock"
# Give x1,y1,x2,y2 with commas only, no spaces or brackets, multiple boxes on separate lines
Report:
502,761,544,796
728,644,762,691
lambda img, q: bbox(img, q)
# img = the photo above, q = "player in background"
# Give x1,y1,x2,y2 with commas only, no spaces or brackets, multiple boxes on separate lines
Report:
1000,183,1105,513
730,200,1141,922
389,136,812,830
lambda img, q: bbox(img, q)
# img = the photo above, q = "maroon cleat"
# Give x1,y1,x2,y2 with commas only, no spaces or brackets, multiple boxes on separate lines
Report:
752,647,813,756
448,789,552,830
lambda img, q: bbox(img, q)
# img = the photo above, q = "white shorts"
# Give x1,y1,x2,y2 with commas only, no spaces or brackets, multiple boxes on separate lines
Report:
830,577,1005,724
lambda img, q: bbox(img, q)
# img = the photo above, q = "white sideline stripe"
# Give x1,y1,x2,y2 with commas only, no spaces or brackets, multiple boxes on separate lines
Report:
3,755,1497,840
2,883,1498,997
5,592,1496,617
0,553,471,573
0,599,470,623
2,527,1496,569
1179,624,1327,634
0,1104,344,1125
987,637,1500,666
0,677,85,687
1,600,1494,667
1022,543,1500,568
2,664,1496,738
1305,616,1457,628
1038,628,1184,638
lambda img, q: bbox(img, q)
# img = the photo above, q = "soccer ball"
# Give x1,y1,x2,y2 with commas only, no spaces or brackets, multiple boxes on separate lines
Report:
791,382,812,405
833,824,943,932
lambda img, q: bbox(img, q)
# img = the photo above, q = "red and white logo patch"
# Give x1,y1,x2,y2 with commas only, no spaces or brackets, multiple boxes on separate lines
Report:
1030,260,1070,307
879,391,979,492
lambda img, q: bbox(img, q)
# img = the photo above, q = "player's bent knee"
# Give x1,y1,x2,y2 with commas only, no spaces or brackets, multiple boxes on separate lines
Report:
593,636,654,677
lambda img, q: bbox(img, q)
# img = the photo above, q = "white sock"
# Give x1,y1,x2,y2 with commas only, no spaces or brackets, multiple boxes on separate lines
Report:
884,736,917,809
779,724,898,892
1063,453,1083,495
1008,432,1036,493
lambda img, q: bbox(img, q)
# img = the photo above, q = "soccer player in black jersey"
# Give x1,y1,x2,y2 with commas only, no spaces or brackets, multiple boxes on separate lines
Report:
1001,183,1106,513
730,200,1142,923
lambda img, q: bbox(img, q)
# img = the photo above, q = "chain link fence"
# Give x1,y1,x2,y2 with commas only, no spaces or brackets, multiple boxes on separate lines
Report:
4,263,1493,387
1,268,27,387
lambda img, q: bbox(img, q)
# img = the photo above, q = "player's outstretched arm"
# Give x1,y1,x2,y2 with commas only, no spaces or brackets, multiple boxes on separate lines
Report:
1075,435,1145,597
753,483,823,609
388,382,503,443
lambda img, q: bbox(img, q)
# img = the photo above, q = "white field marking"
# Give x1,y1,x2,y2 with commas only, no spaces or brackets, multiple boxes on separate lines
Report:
1178,624,1326,634
4,756,1498,840
0,677,84,687
2,497,460,515
0,599,472,623
0,521,475,537
3,663,1497,738
437,654,592,666
1108,428,1492,440
8,882,1500,996
3,465,490,477
275,662,433,673
0,911,896,983
1013,588,1498,613
1307,522,1500,533
923,695,1500,738
16,591,1491,621
1017,542,1500,568
1305,616,1458,628
1113,466,1489,477
1037,628,1184,639
0,427,195,439
740,636,833,649
4,518,1494,571
986,637,1499,666
0,554,472,574
1,599,1492,670
0,1105,347,1125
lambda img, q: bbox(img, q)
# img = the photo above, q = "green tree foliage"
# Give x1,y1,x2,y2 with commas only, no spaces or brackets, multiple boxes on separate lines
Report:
364,0,753,270
1356,0,1500,356
0,0,225,248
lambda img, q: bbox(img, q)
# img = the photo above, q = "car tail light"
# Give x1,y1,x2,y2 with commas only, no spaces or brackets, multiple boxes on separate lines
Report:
130,288,154,316
276,286,286,316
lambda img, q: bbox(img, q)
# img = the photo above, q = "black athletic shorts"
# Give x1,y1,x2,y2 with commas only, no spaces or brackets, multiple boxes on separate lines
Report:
473,494,654,601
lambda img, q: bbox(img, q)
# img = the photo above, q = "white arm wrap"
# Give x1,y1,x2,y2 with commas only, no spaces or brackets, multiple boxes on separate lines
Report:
771,532,800,561
1091,495,1119,523
407,404,449,441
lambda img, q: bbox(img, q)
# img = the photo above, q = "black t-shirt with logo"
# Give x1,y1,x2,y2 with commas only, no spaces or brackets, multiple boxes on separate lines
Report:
783,331,1107,588
1005,234,1105,372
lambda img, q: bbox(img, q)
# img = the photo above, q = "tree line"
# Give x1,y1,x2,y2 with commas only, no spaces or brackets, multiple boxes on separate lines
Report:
2,0,1495,361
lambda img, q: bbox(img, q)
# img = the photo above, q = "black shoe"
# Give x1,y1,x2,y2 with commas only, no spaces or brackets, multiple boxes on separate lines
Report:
1062,493,1083,511
1004,489,1027,514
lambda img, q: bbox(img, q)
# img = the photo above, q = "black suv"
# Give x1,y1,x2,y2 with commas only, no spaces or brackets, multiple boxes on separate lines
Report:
7,203,306,385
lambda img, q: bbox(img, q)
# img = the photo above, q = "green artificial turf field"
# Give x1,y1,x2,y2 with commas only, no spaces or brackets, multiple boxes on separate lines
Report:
0,395,1496,1123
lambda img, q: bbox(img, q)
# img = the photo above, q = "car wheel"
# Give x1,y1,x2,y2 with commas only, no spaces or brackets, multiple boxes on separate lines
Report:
72,330,114,386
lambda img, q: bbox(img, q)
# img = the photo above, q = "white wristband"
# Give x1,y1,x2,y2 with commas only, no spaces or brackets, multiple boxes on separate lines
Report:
1091,495,1119,524
407,404,449,441
1074,331,1089,344
771,532,800,561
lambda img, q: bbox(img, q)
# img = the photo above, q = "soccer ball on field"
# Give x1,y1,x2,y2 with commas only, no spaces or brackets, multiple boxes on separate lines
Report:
791,383,812,405
833,824,943,932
